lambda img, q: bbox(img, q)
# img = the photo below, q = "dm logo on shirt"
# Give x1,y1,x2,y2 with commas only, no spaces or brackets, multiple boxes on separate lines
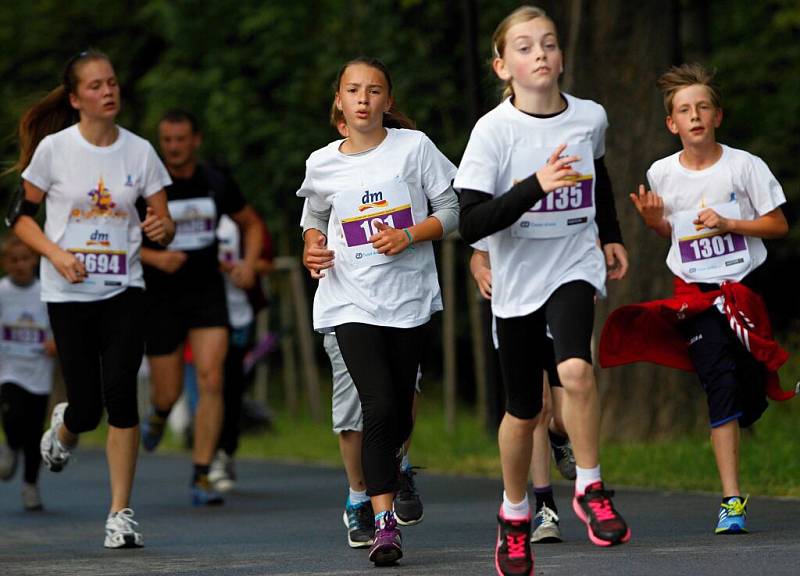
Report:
358,190,388,212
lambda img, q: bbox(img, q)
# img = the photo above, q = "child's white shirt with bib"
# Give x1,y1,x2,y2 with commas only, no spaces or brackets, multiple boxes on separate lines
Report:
22,125,171,302
454,94,608,319
297,128,456,331
647,144,785,284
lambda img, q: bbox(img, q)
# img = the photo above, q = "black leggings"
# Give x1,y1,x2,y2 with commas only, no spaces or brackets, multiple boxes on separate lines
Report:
0,383,49,484
336,322,427,496
496,281,595,420
47,288,144,432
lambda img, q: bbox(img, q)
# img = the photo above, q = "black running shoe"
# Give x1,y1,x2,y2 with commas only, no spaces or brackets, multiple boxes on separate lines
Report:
572,481,631,546
549,430,576,481
342,500,375,548
394,467,424,526
495,509,533,576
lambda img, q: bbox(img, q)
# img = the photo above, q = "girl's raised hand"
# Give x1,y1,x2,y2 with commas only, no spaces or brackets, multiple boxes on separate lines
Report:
370,220,412,255
535,143,580,193
303,233,335,279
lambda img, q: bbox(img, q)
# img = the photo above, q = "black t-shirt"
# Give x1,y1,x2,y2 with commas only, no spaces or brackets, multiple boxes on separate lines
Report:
140,164,247,286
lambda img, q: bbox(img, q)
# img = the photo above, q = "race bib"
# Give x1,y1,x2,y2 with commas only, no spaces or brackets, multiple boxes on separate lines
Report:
673,202,750,281
333,178,415,268
509,142,596,239
169,197,217,251
62,221,130,293
1,322,47,358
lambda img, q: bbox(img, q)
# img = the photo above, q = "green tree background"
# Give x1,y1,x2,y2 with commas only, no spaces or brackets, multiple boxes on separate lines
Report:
0,1,797,438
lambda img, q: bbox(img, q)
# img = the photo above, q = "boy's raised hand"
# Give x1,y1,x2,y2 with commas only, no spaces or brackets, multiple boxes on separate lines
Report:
630,184,666,229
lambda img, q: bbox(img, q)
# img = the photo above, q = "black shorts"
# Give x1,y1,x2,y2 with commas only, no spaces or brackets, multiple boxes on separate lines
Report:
679,307,767,428
143,272,229,356
496,280,594,419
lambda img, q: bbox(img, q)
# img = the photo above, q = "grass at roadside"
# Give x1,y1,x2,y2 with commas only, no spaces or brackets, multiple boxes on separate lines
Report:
57,353,800,498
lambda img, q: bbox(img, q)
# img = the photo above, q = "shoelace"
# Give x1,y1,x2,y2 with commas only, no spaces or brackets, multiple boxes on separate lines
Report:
111,508,139,531
398,467,422,497
505,532,527,559
538,505,560,524
554,444,575,465
719,496,748,519
584,489,618,522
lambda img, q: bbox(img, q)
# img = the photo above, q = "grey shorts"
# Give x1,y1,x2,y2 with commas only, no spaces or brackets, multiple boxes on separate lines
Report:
324,333,421,433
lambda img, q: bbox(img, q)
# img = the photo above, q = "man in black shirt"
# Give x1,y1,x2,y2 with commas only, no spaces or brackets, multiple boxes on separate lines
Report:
140,110,262,506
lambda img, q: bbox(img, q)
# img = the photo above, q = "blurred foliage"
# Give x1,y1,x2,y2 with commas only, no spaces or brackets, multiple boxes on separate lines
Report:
0,0,796,321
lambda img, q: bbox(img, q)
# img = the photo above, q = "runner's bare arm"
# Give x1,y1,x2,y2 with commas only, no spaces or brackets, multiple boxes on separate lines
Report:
142,190,175,246
14,180,86,283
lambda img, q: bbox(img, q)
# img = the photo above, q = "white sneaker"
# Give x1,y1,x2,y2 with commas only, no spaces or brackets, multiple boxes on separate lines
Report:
209,450,236,493
22,482,43,511
531,504,562,543
40,402,71,472
0,444,18,480
104,508,144,548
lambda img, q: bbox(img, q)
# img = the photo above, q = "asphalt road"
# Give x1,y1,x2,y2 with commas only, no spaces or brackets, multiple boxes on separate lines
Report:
2,449,798,575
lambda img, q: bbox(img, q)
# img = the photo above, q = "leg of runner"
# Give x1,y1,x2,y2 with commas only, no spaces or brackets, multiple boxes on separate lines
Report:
711,421,747,533
107,426,138,512
548,386,576,481
188,326,227,506
143,348,184,452
530,380,561,544
395,391,423,526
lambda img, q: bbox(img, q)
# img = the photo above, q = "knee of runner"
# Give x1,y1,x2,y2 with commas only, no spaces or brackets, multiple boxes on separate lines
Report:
503,406,542,427
106,406,140,430
556,358,594,393
65,404,104,433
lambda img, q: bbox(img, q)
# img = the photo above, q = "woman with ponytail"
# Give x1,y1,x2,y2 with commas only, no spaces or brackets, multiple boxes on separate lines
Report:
298,57,458,567
10,50,174,548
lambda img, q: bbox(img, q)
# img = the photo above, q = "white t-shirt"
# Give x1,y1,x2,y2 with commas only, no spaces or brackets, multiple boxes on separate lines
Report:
217,214,254,329
454,95,608,319
297,128,456,331
0,278,54,395
22,125,171,302
647,144,786,283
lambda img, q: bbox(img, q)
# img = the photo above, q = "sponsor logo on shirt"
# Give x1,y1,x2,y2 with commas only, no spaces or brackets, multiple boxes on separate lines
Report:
358,189,388,212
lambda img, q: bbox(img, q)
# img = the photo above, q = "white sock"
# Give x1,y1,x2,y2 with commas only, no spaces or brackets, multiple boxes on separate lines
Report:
348,488,370,506
575,465,602,495
501,491,530,520
401,454,411,471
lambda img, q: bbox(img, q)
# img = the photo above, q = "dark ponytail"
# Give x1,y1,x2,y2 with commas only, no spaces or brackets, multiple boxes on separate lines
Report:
9,50,109,174
329,57,416,131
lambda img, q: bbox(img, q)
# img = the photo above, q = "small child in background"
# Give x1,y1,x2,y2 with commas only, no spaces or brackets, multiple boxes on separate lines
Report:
0,232,56,510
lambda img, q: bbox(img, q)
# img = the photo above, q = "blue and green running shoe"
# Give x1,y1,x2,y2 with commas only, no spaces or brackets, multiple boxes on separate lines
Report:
716,495,748,534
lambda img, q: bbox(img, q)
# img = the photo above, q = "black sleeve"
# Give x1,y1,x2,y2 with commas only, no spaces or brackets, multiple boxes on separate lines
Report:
594,156,623,246
458,173,547,244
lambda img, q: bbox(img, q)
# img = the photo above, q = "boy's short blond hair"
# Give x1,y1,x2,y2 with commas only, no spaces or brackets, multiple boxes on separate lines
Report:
657,63,721,114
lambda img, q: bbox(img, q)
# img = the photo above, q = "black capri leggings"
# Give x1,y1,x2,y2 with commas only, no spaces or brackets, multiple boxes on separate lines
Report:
47,288,144,432
496,280,595,420
336,322,428,497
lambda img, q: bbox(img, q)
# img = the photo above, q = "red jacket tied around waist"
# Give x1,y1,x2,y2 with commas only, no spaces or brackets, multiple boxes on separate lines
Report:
599,277,795,401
